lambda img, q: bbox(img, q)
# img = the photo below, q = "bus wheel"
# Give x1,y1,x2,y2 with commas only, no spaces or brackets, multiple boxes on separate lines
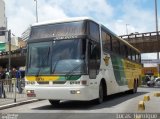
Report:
96,83,104,104
131,81,137,94
49,100,60,106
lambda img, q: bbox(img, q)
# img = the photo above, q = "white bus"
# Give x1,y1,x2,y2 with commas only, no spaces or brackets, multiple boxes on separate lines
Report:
25,17,142,105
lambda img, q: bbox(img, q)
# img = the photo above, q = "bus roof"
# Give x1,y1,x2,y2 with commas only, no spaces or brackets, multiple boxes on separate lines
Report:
32,17,93,27
32,17,140,53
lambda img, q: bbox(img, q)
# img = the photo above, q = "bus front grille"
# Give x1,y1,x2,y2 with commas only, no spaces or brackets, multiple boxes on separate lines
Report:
37,81,49,84
53,81,66,84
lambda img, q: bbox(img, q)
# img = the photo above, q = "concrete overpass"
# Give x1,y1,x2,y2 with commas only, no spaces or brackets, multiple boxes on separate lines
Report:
119,31,160,53
0,49,26,68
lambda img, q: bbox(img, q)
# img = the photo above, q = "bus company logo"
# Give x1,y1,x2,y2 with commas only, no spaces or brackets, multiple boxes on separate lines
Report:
104,56,110,66
35,77,44,81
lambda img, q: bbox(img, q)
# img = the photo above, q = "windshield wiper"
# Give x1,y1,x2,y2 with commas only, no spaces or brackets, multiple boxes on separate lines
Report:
36,47,50,77
52,60,60,74
65,62,85,80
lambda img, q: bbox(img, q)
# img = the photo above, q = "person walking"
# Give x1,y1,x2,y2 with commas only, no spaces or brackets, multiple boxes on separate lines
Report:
0,71,6,98
15,68,22,94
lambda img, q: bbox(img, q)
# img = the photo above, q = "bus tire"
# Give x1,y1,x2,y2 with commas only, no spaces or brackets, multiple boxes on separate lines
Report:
130,80,137,94
96,82,104,104
49,100,60,106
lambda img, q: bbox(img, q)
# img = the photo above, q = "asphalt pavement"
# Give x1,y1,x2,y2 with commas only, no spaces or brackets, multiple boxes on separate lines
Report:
0,87,160,119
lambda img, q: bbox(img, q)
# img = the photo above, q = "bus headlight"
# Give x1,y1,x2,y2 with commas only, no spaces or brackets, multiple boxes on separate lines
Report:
70,90,81,94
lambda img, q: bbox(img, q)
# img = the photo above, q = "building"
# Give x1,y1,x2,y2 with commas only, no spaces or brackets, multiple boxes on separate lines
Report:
0,0,7,43
5,37,26,51
21,27,31,41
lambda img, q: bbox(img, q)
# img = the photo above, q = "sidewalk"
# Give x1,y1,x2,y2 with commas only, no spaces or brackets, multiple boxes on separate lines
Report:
0,92,33,105
0,92,38,110
0,82,38,110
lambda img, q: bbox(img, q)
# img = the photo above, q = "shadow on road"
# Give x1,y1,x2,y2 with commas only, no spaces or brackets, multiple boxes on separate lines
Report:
32,90,148,110
93,91,147,109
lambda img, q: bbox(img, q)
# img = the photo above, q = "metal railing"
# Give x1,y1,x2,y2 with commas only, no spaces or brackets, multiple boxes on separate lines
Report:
0,78,31,103
119,31,160,39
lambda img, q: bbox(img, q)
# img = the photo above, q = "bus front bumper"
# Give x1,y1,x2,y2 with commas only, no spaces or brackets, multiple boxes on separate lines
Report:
25,85,97,101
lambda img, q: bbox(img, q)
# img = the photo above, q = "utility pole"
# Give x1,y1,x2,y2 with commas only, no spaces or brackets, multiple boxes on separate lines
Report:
155,0,158,32
34,0,39,23
8,30,11,78
126,24,129,35
155,0,159,76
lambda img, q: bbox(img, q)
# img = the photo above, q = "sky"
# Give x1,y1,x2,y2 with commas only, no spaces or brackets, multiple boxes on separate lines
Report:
4,0,160,37
2,0,160,66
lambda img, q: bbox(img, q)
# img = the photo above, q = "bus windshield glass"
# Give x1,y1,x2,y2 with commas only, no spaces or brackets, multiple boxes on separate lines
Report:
26,39,86,75
30,21,86,40
52,39,86,74
27,42,51,75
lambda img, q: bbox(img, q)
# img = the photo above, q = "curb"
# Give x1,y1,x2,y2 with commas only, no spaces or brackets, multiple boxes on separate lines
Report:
0,99,40,110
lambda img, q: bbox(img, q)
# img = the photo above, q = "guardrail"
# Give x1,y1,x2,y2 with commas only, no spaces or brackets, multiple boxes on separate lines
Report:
0,79,27,103
119,31,160,39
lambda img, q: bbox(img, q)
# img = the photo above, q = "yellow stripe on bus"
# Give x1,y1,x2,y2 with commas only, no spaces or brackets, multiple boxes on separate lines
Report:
25,76,60,81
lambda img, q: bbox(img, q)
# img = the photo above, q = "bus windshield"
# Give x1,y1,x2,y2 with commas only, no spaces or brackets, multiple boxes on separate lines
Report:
27,42,51,75
26,39,86,75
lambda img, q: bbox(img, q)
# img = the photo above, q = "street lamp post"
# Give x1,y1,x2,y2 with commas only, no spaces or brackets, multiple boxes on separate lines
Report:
155,0,158,32
126,24,129,35
154,0,159,76
34,0,38,23
8,30,11,79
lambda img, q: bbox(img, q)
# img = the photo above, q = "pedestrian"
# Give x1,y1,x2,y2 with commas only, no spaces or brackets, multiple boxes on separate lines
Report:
0,71,6,98
16,68,22,94
0,72,3,98
11,68,16,78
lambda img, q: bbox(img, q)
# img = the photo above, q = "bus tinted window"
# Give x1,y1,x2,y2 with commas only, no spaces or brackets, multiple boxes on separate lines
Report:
112,37,120,54
89,21,100,42
135,52,139,62
132,50,136,61
124,45,128,58
120,43,126,57
30,21,86,40
138,54,141,63
128,48,132,60
101,28,111,51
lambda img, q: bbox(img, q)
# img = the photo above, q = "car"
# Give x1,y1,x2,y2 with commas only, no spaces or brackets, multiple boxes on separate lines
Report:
147,77,160,87
154,77,160,86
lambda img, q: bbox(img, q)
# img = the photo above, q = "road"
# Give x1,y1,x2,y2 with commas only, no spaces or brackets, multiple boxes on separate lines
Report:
0,87,160,119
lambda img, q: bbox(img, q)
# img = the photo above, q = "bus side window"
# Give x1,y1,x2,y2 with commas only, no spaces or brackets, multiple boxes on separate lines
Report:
112,37,120,55
136,52,140,63
132,50,136,61
101,28,111,51
124,45,128,58
88,41,101,79
120,43,126,57
128,48,132,60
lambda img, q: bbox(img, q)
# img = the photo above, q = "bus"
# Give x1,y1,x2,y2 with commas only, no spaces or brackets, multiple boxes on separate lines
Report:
25,17,142,105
